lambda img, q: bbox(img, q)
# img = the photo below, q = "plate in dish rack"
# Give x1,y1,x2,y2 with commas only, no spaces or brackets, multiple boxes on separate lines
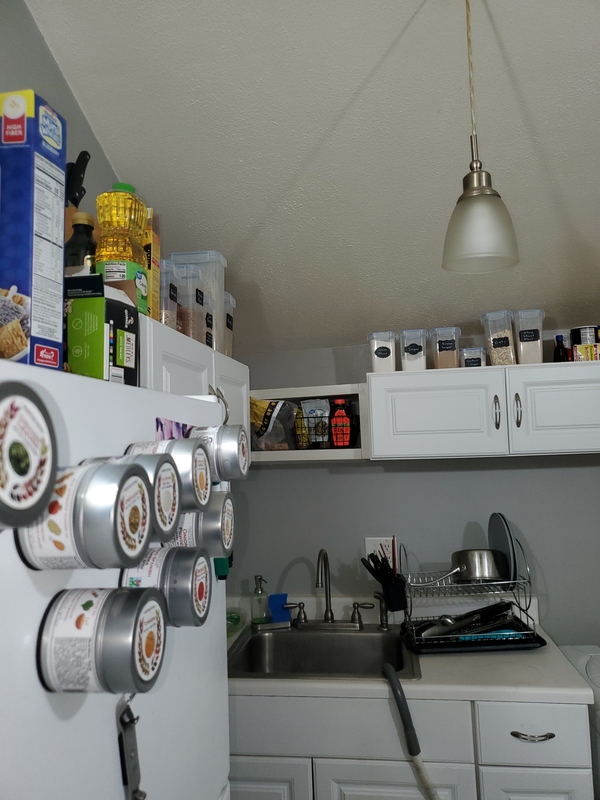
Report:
487,512,517,583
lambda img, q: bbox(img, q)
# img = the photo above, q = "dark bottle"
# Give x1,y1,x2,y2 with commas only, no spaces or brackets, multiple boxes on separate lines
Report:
64,211,96,272
553,334,568,362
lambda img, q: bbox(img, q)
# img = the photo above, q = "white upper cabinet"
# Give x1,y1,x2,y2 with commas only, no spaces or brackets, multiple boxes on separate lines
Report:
368,368,508,458
213,351,250,434
139,316,212,395
506,363,600,454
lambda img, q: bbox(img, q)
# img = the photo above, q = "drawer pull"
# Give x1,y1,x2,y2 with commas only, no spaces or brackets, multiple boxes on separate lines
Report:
510,730,556,743
493,395,501,430
514,392,523,428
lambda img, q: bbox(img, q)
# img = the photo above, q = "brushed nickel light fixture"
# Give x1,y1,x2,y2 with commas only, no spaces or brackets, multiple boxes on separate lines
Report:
442,0,519,273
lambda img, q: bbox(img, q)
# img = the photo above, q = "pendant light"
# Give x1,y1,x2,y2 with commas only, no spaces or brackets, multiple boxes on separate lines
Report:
442,0,519,274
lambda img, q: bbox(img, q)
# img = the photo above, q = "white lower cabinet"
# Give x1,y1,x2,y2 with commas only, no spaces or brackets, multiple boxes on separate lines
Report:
230,755,313,800
478,766,594,799
313,758,477,799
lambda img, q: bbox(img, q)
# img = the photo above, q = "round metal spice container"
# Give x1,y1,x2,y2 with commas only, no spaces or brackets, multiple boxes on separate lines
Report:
16,462,154,569
159,510,201,549
0,381,57,528
200,490,235,558
37,587,167,693
186,424,249,482
126,439,211,512
121,547,212,627
80,453,181,544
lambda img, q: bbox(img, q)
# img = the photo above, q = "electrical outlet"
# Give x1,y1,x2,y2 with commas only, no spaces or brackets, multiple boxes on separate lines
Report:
364,537,394,562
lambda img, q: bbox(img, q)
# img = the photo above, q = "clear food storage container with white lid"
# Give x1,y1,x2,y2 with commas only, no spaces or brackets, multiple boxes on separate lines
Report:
460,346,487,367
481,310,516,366
367,331,396,373
159,259,177,329
513,309,545,364
223,292,236,357
430,326,461,368
398,329,428,371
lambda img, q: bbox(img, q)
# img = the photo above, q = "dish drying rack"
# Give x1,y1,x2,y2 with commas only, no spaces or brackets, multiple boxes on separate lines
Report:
399,541,546,653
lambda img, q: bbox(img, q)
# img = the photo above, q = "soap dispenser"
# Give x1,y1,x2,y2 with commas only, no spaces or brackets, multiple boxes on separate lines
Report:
251,575,272,625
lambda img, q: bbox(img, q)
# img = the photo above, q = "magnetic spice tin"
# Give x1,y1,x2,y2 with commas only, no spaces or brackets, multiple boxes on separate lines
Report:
121,547,212,627
126,438,211,512
162,510,200,549
17,462,153,569
0,381,57,528
37,587,167,693
200,490,235,558
186,424,249,482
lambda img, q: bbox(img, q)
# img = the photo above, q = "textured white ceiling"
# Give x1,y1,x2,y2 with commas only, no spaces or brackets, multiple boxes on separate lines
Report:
25,0,600,355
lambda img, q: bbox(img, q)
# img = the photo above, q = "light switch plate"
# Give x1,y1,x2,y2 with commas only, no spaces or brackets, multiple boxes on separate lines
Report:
364,537,394,562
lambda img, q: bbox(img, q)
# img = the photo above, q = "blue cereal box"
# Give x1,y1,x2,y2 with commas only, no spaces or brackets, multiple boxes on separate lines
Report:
0,90,66,369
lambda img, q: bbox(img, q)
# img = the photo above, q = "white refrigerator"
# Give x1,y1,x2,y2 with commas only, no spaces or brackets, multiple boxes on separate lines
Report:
0,361,231,800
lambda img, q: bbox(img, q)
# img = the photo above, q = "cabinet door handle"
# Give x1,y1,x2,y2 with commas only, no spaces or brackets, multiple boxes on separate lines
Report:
514,393,523,428
510,730,556,743
209,385,230,425
493,395,501,430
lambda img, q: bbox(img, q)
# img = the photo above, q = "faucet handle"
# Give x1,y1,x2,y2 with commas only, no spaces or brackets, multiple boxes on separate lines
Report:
351,601,375,626
283,602,307,624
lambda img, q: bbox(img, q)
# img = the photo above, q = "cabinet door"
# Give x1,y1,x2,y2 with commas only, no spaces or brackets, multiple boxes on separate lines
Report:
230,755,313,800
213,351,250,435
507,363,600,454
368,369,508,458
479,766,593,799
313,758,477,799
139,316,213,394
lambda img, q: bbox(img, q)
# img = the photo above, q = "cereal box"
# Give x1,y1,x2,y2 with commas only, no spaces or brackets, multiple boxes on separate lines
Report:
0,90,66,369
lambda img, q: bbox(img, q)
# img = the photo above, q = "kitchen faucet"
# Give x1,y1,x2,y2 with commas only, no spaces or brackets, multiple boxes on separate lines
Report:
316,548,334,622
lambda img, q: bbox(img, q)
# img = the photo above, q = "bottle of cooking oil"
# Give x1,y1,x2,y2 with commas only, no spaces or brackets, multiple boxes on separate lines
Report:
95,182,149,314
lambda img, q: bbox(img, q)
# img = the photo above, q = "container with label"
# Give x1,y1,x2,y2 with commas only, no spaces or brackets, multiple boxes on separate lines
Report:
571,326,599,346
80,453,181,544
430,327,461,369
121,547,211,627
161,510,201,549
16,462,153,569
0,382,57,528
38,587,166,693
223,292,236,358
398,329,428,371
200,490,235,558
513,309,545,364
460,347,487,367
159,259,177,329
367,332,396,373
481,310,516,366
186,424,249,482
126,438,211,512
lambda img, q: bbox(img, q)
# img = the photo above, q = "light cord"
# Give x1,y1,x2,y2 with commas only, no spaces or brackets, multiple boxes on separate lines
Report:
465,0,476,139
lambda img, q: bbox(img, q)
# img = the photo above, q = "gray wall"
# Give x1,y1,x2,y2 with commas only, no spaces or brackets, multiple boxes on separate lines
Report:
1,0,118,211
233,345,600,646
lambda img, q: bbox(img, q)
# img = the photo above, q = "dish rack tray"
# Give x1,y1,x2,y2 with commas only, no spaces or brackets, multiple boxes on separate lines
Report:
399,541,545,653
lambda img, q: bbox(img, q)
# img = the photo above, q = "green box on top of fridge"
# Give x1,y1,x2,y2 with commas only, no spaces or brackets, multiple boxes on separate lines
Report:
0,90,66,369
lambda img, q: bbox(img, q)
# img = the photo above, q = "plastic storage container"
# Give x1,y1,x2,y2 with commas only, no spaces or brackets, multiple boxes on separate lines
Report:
171,251,226,352
430,327,461,369
159,259,177,329
368,332,396,373
171,261,205,341
513,309,545,364
398,329,428,371
223,292,236,358
481,310,516,366
460,347,487,367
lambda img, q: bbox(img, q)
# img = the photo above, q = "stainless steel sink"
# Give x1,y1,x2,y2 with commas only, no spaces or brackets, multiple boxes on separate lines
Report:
227,624,420,680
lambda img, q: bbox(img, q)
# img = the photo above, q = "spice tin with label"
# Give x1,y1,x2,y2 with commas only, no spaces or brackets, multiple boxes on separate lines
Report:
121,547,211,627
126,438,211,512
0,382,57,528
186,424,249,482
160,510,201,549
38,587,167,693
80,453,181,544
200,490,235,558
16,462,153,569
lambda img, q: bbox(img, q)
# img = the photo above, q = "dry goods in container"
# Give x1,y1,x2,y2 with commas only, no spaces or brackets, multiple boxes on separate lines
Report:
121,547,211,627
159,259,178,329
161,511,201,549
430,327,461,368
460,347,486,367
38,587,166,693
367,332,396,373
513,309,545,364
0,381,57,528
200,490,235,558
171,251,226,352
126,438,211,512
187,424,249,482
223,291,236,357
481,310,516,366
398,329,428,371
16,462,154,569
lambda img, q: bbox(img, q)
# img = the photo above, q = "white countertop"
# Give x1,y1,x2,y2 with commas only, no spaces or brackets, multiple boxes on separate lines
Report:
227,596,594,705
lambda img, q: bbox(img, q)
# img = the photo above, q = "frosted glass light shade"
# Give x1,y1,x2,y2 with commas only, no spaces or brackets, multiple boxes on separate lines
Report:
442,193,519,273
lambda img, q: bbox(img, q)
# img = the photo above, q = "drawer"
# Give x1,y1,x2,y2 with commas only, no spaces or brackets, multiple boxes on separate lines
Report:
476,701,591,768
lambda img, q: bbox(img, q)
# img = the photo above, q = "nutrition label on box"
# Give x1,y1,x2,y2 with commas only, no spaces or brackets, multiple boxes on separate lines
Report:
32,152,64,342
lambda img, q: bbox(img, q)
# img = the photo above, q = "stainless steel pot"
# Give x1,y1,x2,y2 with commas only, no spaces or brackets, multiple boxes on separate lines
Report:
451,549,509,583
